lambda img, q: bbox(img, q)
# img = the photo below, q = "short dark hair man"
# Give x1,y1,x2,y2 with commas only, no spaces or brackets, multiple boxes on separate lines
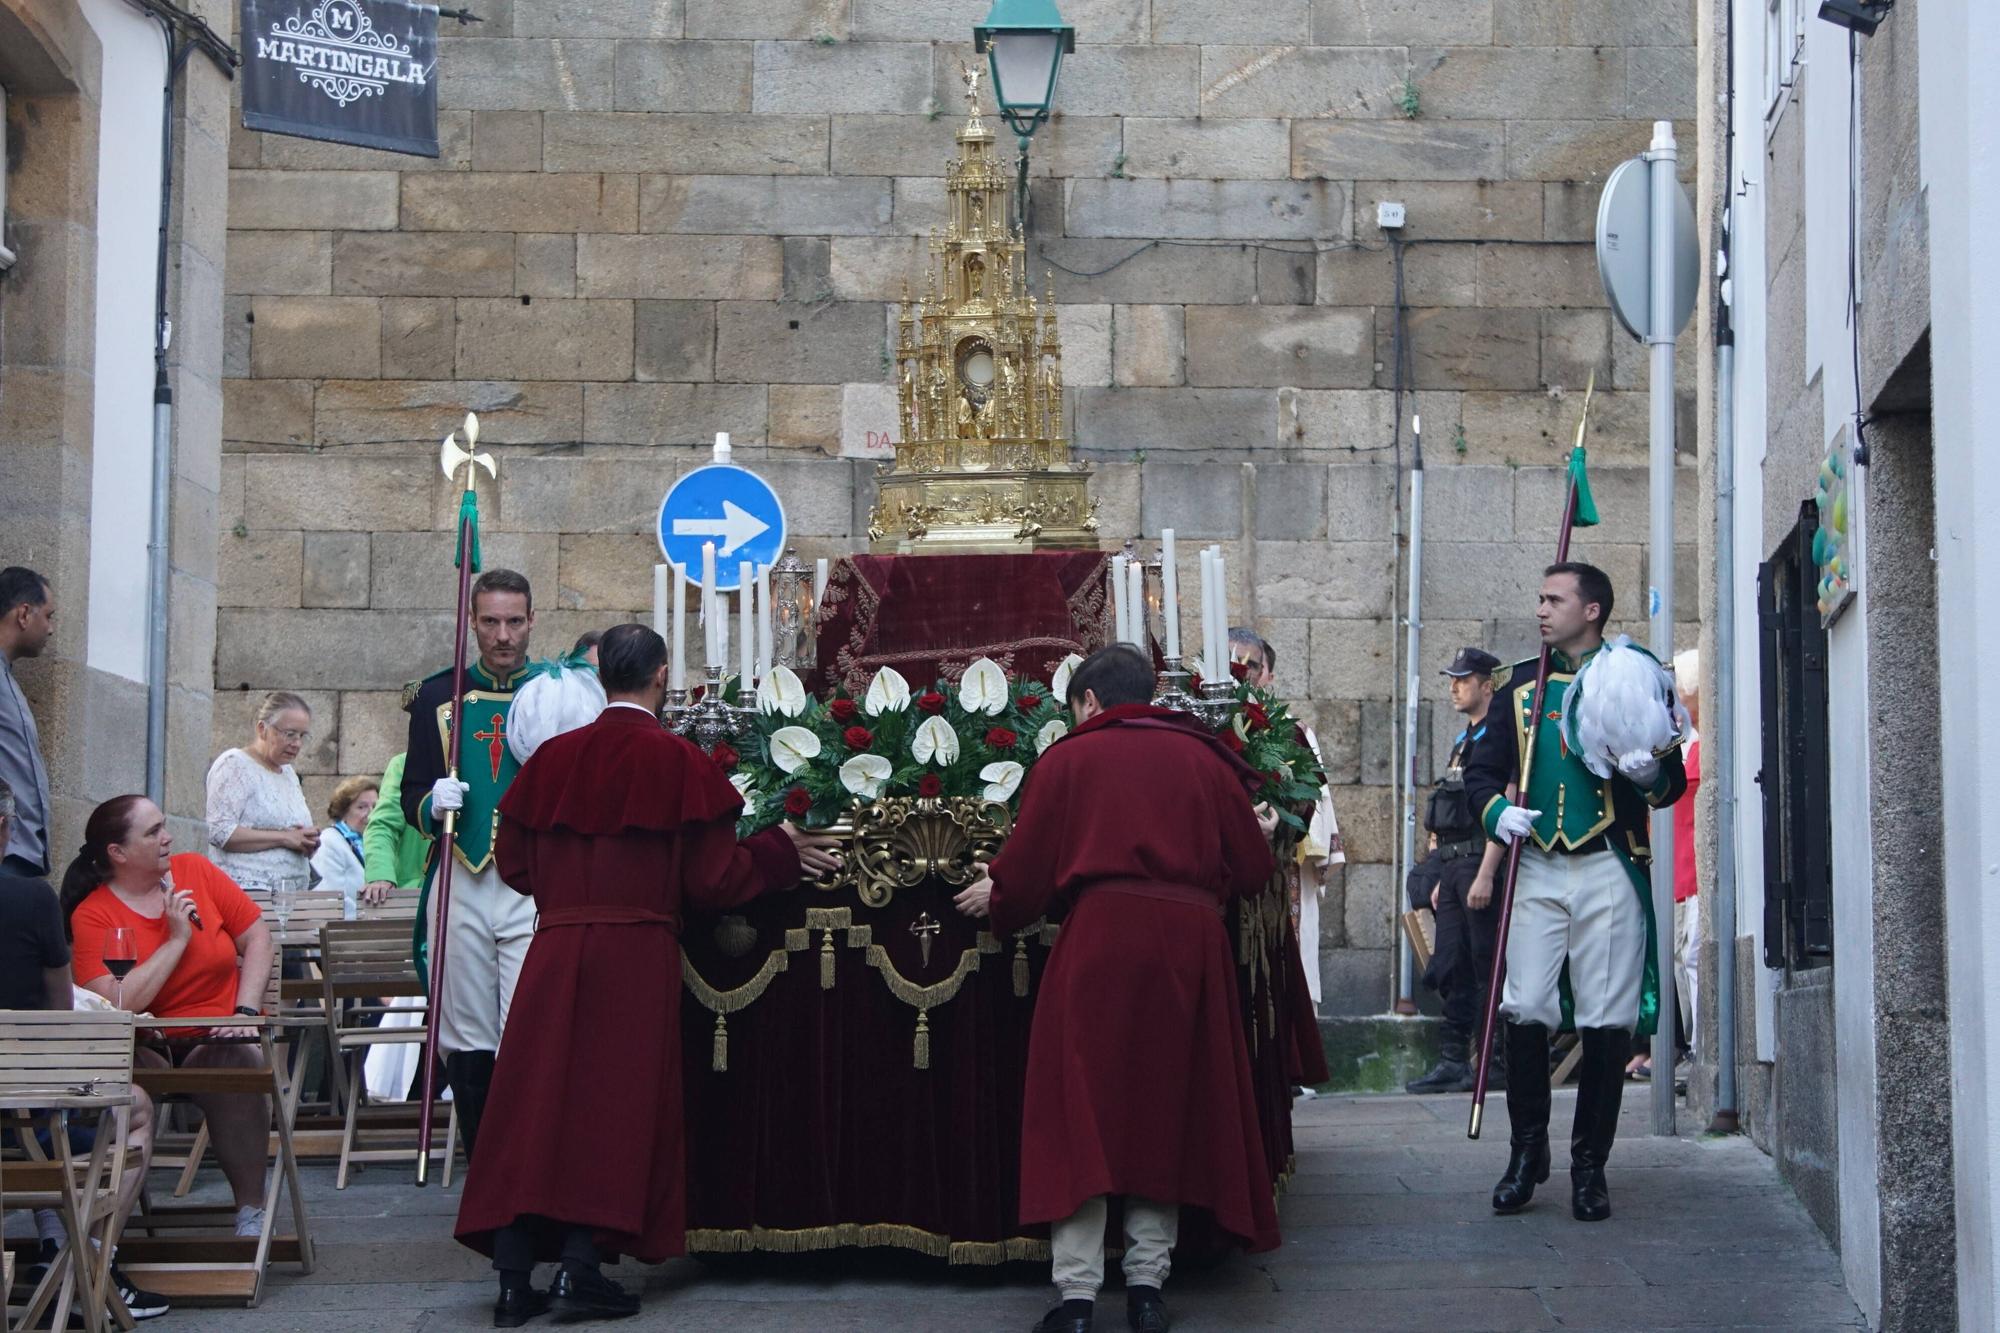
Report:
398,568,542,1155
1404,647,1508,1095
1466,562,1687,1224
955,644,1280,1333
0,567,55,877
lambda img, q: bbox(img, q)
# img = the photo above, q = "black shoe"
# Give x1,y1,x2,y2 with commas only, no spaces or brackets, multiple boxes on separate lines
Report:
1491,1021,1552,1214
1127,1285,1169,1333
1570,1027,1630,1222
494,1273,550,1329
1033,1303,1093,1333
110,1266,171,1321
1405,1058,1473,1094
550,1265,639,1320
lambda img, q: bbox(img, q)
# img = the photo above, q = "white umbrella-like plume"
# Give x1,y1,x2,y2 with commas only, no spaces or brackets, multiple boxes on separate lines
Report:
1561,635,1689,780
507,662,607,764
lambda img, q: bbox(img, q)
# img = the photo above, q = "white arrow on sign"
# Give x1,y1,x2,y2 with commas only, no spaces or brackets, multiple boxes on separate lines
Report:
672,500,771,558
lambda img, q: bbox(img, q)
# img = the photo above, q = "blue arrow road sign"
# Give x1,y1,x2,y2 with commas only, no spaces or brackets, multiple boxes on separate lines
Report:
657,464,788,590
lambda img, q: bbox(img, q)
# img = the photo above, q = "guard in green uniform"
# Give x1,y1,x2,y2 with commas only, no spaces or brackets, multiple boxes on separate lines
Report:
1465,562,1685,1225
400,568,544,1154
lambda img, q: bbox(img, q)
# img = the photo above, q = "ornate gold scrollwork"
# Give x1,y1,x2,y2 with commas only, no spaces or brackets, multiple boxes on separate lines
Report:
817,796,1013,909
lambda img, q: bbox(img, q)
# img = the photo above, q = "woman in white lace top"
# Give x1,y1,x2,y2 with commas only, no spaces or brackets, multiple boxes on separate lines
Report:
205,691,319,895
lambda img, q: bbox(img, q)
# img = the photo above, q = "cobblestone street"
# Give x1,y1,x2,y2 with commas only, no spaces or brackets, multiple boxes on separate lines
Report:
177,1091,1862,1331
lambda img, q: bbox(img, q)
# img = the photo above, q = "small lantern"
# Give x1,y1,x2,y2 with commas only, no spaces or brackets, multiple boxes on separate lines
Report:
770,547,818,672
973,0,1075,142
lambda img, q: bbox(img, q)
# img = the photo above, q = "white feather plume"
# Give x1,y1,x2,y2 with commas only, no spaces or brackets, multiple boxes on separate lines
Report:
1561,635,1688,779
507,662,608,765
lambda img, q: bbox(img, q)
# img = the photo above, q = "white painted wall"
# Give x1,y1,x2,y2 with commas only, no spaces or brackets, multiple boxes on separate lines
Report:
1924,1,2000,1324
79,0,165,685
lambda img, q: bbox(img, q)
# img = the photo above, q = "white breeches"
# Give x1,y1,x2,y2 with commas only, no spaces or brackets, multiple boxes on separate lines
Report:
427,859,536,1055
1501,846,1646,1033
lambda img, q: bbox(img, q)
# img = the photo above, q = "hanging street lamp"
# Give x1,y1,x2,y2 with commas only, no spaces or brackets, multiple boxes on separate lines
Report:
973,0,1075,234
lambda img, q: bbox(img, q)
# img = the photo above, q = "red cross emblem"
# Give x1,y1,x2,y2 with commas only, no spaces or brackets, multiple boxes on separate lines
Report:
471,715,507,781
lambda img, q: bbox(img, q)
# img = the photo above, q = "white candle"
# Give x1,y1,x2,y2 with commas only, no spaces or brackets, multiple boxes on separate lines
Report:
738,561,754,688
1127,560,1145,647
757,564,773,680
1211,548,1228,674
670,562,688,690
814,558,829,607
1192,544,1208,668
653,564,669,639
1160,529,1180,659
704,536,720,664
1111,555,1129,643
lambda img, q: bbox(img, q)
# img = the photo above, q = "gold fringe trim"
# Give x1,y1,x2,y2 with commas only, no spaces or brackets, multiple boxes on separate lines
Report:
686,1223,1050,1266
685,945,792,1015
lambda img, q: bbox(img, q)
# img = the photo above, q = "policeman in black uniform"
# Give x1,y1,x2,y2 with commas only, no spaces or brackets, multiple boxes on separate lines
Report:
1405,647,1509,1094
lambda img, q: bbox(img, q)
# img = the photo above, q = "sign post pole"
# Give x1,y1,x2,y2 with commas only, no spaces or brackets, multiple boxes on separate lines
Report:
1644,119,1680,1138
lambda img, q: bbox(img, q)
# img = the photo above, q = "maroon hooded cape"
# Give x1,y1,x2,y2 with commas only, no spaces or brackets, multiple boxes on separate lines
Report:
987,704,1282,1253
454,705,800,1263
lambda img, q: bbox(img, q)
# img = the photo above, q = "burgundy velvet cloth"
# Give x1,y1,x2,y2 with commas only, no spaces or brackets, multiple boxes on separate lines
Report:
987,705,1282,1253
813,553,1113,695
456,707,802,1264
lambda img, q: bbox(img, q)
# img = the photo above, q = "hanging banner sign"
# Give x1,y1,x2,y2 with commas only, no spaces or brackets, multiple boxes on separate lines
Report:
240,0,440,158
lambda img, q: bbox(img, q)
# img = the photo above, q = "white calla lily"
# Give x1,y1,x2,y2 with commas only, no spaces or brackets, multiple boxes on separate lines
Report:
757,665,808,717
957,657,1009,715
1035,718,1069,753
912,715,960,766
1049,653,1084,700
864,666,912,716
768,726,823,775
839,753,893,800
728,772,757,800
980,760,1025,802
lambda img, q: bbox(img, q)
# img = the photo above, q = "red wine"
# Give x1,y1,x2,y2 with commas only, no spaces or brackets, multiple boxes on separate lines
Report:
104,958,136,980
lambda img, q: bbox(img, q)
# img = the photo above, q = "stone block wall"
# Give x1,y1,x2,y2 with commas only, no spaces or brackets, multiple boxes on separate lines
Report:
218,0,1700,1014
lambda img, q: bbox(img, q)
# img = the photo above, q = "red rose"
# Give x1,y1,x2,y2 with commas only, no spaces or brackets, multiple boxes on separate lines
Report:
1228,659,1250,682
917,691,946,714
918,772,944,798
784,786,813,817
829,697,858,722
986,726,1018,749
710,743,739,769
1243,701,1270,732
843,725,874,750
1017,692,1043,711
1220,727,1245,753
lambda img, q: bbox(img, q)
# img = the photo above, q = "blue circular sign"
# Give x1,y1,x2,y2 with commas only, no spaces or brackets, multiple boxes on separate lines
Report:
657,465,788,590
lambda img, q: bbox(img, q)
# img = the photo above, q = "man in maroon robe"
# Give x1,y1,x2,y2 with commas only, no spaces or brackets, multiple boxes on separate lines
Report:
455,624,841,1326
956,644,1280,1333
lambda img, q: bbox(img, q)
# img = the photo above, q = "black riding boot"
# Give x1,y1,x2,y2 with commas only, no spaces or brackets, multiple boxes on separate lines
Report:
1571,1027,1630,1221
446,1050,498,1160
1491,1021,1551,1214
1406,1029,1473,1094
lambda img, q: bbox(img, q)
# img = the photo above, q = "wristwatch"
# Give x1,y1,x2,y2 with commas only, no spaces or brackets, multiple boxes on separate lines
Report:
233,1005,261,1018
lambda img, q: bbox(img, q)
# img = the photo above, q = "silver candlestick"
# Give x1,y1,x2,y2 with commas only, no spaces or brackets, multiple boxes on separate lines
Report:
671,665,755,753
1152,655,1198,713
1192,676,1238,730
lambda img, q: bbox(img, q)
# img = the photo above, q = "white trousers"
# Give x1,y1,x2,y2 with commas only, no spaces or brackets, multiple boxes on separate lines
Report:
427,859,536,1055
1051,1195,1178,1302
1675,896,1700,1054
1500,846,1646,1032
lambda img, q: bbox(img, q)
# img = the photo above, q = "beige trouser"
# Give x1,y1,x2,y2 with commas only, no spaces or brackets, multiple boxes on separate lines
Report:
1051,1195,1178,1302
1675,896,1700,1050
1500,846,1646,1032
427,858,536,1054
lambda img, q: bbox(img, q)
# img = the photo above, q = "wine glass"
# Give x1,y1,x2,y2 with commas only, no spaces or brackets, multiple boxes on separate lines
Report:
104,927,137,1009
272,881,297,934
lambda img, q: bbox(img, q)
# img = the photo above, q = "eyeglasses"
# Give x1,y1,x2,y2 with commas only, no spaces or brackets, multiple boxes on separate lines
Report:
266,726,310,744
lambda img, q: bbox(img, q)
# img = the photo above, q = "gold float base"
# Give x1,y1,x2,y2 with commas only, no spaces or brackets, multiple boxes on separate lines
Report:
868,468,1099,554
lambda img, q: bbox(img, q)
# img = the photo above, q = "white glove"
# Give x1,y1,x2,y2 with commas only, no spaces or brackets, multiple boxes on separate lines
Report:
1615,750,1661,787
430,777,469,813
1495,805,1543,843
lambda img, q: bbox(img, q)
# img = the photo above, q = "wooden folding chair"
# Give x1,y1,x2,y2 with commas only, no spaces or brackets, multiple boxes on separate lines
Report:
317,919,457,1188
1400,907,1436,973
355,886,423,922
0,1010,140,1333
119,959,315,1306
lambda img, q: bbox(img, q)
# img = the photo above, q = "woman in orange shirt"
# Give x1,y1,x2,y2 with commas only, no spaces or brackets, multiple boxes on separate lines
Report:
62,795,278,1236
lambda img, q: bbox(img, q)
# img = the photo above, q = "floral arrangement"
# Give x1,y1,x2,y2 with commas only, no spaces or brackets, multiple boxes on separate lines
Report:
722,655,1325,836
